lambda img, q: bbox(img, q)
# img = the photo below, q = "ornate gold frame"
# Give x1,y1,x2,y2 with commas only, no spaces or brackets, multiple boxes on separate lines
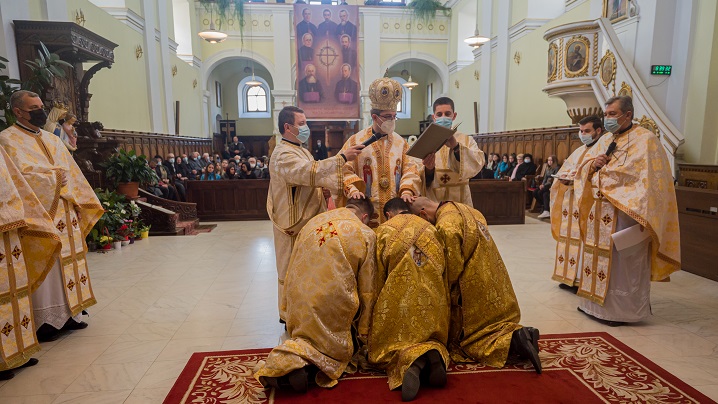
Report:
618,81,632,98
599,50,616,89
603,0,629,24
636,115,660,138
564,36,590,78
548,42,558,83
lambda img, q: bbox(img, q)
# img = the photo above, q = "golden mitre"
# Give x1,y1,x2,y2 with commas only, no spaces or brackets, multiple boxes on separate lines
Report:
369,78,402,112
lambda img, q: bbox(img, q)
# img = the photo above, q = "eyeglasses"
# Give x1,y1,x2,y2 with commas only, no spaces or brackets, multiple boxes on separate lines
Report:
378,115,398,121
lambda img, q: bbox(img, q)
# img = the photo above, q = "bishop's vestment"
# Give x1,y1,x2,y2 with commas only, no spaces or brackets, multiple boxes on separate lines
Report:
339,129,421,226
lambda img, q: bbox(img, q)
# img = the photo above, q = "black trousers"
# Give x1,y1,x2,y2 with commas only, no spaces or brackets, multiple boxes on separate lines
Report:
532,186,551,211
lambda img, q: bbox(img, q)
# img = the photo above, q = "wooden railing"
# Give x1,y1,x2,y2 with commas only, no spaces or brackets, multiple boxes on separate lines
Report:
101,129,213,159
472,126,580,166
185,180,270,221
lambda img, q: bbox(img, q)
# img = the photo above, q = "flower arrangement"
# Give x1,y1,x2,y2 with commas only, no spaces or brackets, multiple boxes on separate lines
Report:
88,188,146,250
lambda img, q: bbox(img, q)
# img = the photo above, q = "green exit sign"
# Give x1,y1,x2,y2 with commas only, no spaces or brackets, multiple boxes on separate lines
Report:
651,65,672,75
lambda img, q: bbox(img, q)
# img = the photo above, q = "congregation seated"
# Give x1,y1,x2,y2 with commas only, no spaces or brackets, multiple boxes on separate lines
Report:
530,155,560,219
147,159,178,200
511,153,537,181
238,161,257,179
497,153,515,179
200,163,222,180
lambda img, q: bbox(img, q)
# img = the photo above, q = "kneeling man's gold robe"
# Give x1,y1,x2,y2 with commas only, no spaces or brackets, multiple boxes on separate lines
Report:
254,208,378,388
369,213,449,390
0,148,60,371
435,202,522,367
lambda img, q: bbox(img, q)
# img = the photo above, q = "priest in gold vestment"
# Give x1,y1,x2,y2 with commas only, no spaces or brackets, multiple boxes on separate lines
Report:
369,198,449,401
421,97,484,205
268,106,364,322
550,116,607,290
339,78,421,227
0,91,103,341
573,96,680,325
0,148,61,379
411,197,541,373
255,198,377,392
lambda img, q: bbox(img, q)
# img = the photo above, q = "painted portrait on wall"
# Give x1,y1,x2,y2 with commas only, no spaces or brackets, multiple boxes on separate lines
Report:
603,0,629,23
564,36,590,78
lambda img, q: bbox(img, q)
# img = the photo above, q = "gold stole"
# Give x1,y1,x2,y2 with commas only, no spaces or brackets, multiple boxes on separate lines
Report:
577,187,617,305
433,146,466,201
0,228,39,370
21,130,96,315
552,187,583,285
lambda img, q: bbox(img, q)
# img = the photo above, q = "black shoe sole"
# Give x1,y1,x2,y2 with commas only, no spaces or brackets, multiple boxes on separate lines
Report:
402,363,422,401
423,350,447,388
513,328,542,374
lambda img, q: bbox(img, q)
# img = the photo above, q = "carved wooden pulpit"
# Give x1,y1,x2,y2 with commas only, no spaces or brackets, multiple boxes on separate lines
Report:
13,20,118,122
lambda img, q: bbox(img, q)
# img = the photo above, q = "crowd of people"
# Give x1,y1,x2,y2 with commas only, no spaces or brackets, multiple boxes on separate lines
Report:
144,146,270,202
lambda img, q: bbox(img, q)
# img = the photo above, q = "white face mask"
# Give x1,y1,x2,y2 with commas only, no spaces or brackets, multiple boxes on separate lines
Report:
579,131,595,145
524,158,531,164
379,117,395,134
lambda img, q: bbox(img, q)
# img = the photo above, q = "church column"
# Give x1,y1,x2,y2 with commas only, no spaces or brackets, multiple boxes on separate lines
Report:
140,0,164,133
492,0,511,131
272,7,294,135
477,0,492,133
361,9,381,129
0,0,29,80
202,91,210,137
157,0,175,134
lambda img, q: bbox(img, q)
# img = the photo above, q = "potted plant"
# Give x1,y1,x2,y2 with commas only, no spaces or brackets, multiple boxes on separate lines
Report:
408,0,450,23
112,235,122,250
86,228,99,252
98,234,112,251
139,224,151,240
102,150,155,199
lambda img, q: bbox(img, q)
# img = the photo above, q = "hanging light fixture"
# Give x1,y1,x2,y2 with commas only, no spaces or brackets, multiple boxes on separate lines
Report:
198,7,228,43
464,0,489,47
245,14,262,87
403,19,418,91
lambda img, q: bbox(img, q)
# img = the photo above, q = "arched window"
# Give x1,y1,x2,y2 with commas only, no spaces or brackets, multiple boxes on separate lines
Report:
238,76,271,118
391,76,411,119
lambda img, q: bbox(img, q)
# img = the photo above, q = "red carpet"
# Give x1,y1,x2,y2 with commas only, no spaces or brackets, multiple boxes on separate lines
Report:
164,332,715,403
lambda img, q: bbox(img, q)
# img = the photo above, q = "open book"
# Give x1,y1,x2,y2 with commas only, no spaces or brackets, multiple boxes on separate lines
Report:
406,123,459,159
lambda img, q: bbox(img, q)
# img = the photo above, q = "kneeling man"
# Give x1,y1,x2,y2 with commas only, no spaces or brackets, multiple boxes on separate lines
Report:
410,197,541,374
255,198,378,391
369,198,449,401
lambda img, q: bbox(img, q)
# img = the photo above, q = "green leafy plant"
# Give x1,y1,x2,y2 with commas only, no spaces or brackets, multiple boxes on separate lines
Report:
408,0,450,23
199,0,245,41
0,42,71,130
101,149,155,186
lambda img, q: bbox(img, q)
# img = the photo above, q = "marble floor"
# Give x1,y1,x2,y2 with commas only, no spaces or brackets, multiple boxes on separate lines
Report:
0,218,717,403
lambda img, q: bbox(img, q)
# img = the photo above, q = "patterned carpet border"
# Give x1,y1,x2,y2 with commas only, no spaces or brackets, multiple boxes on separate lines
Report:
164,332,716,404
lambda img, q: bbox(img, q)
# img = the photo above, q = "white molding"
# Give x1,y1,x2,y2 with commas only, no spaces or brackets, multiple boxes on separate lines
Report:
565,0,589,12
443,0,462,8
201,49,277,92
381,51,449,96
169,38,179,54
103,7,145,34
238,76,272,118
508,18,551,42
448,60,472,74
379,36,451,43
178,54,203,68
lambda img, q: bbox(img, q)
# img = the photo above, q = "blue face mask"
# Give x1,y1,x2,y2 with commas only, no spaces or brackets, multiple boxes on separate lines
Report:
296,125,311,143
435,117,453,129
603,113,625,133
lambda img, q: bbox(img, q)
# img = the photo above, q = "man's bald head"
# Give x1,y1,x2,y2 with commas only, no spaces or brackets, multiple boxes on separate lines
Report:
410,197,440,225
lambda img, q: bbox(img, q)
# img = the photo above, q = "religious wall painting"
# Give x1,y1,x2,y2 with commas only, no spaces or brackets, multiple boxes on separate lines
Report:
564,36,590,78
603,0,629,24
599,50,616,92
547,42,558,82
295,4,361,119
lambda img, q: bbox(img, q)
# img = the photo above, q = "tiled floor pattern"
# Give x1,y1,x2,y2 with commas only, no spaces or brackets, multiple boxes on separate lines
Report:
1,218,716,403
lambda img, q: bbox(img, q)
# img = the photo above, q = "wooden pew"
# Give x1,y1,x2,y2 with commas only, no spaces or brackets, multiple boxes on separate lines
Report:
469,180,526,225
185,180,270,221
101,129,213,159
675,186,718,281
